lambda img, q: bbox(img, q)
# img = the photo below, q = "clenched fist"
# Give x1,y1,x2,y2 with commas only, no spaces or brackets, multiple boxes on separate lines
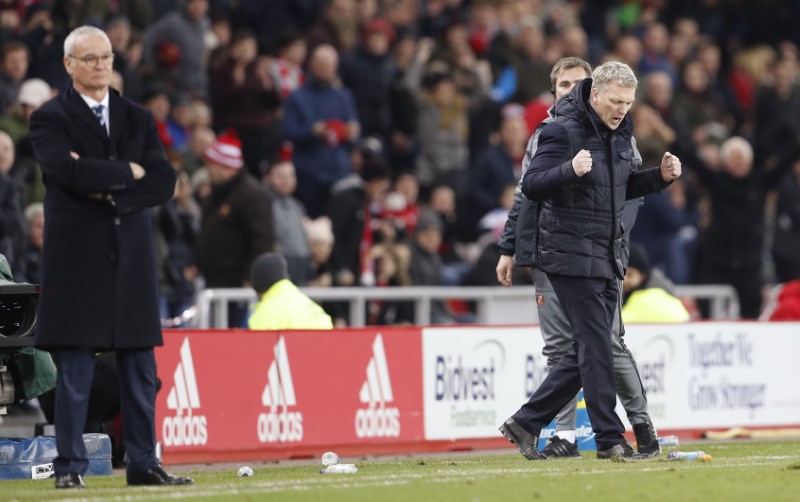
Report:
660,152,681,182
572,149,592,177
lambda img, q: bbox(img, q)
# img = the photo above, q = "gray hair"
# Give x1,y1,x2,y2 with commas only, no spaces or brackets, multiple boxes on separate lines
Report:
64,25,111,56
591,61,638,92
25,202,44,225
720,136,753,164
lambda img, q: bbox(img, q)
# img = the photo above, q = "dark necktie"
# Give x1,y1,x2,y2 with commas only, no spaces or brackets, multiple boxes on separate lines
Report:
92,104,106,132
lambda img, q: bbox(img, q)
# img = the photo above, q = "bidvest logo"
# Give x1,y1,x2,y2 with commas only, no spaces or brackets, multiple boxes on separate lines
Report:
355,334,400,438
162,338,208,446
257,337,303,443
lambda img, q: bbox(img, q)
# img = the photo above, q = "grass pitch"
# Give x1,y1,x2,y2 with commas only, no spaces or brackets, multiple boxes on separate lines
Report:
2,440,799,501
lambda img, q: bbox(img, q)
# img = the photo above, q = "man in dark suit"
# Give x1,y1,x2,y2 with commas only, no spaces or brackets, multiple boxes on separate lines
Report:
499,61,682,460
29,25,192,489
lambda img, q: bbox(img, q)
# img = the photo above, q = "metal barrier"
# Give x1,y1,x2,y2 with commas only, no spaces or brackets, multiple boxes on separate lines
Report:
195,284,740,328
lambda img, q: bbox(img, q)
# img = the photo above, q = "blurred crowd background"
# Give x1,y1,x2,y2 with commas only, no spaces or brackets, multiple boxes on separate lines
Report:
1,0,799,325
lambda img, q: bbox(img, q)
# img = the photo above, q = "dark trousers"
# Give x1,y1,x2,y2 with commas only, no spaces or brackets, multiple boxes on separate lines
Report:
53,348,160,475
512,274,625,450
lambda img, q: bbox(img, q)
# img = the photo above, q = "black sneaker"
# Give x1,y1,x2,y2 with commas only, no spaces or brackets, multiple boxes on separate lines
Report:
632,421,662,458
541,436,580,458
498,418,547,460
597,441,648,460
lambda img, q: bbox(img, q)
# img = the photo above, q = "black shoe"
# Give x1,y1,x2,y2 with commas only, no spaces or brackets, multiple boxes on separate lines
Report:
498,418,546,460
633,421,662,458
541,436,580,458
127,465,194,486
55,472,85,489
597,441,648,460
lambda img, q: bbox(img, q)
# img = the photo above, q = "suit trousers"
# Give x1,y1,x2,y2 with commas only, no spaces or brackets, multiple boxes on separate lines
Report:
53,348,160,475
533,269,650,431
513,273,625,450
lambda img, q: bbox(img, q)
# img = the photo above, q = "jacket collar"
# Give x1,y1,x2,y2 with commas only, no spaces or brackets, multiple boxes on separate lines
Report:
63,85,127,144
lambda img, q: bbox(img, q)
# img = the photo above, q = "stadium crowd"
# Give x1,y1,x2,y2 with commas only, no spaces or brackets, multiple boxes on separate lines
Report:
1,0,800,324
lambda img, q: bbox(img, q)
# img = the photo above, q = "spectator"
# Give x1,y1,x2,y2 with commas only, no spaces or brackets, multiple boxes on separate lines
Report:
0,41,29,115
282,44,359,218
19,4,63,90
366,242,414,325
232,1,316,56
467,103,528,222
610,35,643,72
209,29,281,177
427,183,470,283
406,55,469,194
18,202,44,284
340,18,396,146
387,32,419,172
180,125,215,175
681,136,797,318
509,17,551,105
190,96,212,128
1,78,52,205
641,71,685,136
306,0,358,55
672,58,735,145
193,132,274,327
247,252,333,330
325,157,390,289
638,22,677,83
630,104,698,284
142,0,210,98
264,144,311,286
622,243,690,323
268,30,306,101
772,160,800,283
107,15,143,102
165,93,194,152
206,13,232,69
755,58,800,160
408,208,456,324
50,0,110,32
154,171,200,320
140,84,173,150
305,216,335,289
0,130,25,275
435,22,493,158
381,172,421,240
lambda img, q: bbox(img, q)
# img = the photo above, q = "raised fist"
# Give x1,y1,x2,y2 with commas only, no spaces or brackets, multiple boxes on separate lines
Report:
572,149,592,177
660,151,682,181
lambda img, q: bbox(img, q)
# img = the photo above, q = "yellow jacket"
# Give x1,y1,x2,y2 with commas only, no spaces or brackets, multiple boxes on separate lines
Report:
622,288,691,323
248,279,333,330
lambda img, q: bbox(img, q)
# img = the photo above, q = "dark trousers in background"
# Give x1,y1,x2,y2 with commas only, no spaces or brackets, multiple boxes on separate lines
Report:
512,274,626,451
53,348,160,475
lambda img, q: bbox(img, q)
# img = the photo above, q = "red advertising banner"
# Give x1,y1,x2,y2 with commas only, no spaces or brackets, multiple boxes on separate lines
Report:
155,328,424,463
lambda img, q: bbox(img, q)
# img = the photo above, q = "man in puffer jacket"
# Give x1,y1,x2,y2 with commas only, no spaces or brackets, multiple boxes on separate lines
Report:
500,62,681,460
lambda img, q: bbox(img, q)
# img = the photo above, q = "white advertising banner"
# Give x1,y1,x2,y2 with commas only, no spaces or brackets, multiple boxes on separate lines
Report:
422,326,546,440
624,322,800,429
422,323,800,440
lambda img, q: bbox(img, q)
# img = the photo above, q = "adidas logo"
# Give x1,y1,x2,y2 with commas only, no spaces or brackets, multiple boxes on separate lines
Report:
162,338,208,446
355,334,400,438
257,337,303,443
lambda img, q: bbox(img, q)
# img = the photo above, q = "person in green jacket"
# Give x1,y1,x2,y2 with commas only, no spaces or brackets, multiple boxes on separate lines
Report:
622,243,691,323
248,252,333,330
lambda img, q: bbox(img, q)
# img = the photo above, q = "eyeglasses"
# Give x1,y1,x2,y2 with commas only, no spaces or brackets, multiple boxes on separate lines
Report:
69,53,114,67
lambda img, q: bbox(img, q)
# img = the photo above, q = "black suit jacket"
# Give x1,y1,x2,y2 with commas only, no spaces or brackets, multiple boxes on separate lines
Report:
30,86,176,349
